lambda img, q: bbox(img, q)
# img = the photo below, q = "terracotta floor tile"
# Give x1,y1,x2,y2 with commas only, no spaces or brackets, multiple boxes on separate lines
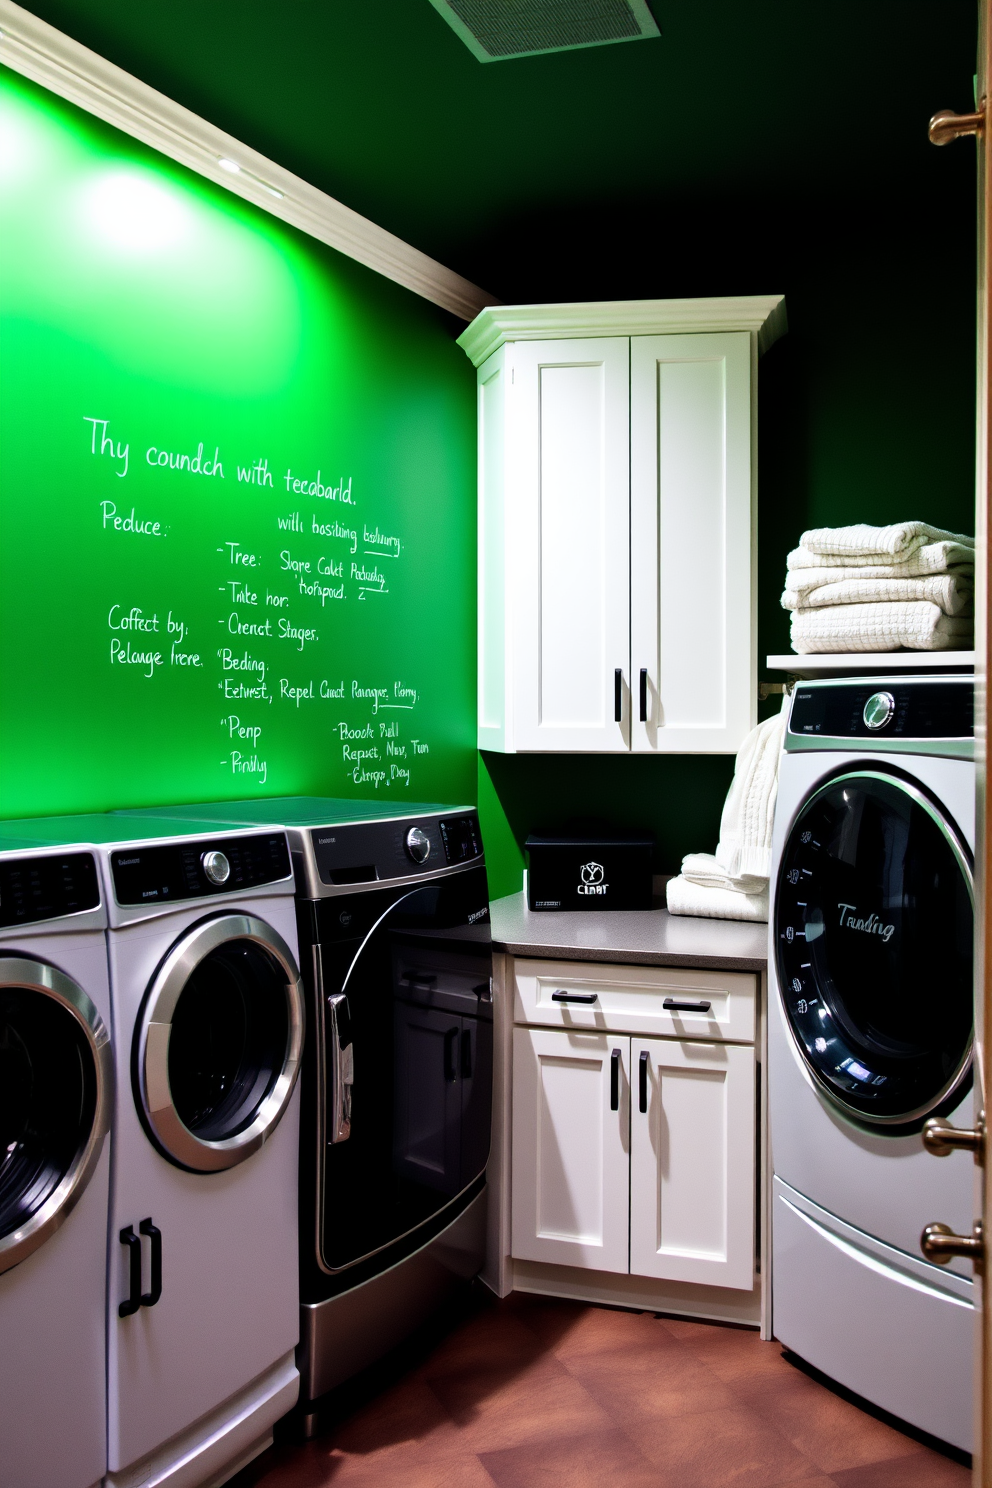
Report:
479,1425,669,1488
627,1405,824,1488
731,1367,925,1474
548,1302,672,1361
425,1352,614,1453
563,1341,738,1424
319,1444,497,1487
325,1375,451,1456
671,1324,800,1382
416,1307,546,1376
830,1452,970,1487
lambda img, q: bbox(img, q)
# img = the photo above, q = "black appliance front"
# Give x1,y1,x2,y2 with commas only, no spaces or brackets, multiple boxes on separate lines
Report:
775,768,973,1129
297,862,492,1299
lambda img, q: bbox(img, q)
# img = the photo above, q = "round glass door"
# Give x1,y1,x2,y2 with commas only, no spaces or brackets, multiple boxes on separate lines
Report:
0,956,112,1274
135,913,303,1172
775,769,973,1127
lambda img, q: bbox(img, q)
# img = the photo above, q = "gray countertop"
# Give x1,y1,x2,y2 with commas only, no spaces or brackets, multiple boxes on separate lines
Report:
489,891,768,972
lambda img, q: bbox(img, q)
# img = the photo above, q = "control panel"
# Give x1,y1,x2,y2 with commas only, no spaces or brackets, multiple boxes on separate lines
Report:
310,812,483,887
788,678,973,742
0,852,100,928
111,832,291,906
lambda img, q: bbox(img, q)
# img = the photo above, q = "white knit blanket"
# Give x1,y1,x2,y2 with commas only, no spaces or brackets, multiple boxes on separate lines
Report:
666,874,768,922
791,601,973,654
667,705,787,922
799,521,974,560
782,571,973,616
787,539,974,574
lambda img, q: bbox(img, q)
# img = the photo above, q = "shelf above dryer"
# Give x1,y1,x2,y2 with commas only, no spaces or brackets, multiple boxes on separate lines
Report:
766,651,975,680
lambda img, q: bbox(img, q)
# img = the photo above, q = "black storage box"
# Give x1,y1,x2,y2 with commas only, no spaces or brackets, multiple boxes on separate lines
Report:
525,831,655,911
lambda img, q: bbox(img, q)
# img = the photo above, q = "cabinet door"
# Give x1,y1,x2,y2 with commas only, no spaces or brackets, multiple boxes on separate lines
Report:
630,332,754,753
508,338,631,752
630,1037,755,1289
511,1027,629,1271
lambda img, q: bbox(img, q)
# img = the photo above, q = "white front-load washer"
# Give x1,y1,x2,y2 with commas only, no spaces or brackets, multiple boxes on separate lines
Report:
768,674,976,1453
0,837,113,1488
7,813,305,1488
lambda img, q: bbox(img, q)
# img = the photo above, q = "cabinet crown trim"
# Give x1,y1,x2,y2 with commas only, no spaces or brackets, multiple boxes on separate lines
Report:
457,295,787,366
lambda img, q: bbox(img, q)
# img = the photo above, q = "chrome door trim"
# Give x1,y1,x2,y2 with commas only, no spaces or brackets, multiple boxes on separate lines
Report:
776,768,975,1127
0,955,113,1275
135,912,303,1173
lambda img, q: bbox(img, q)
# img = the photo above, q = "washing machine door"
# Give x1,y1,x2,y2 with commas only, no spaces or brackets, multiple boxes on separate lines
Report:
134,913,303,1172
0,956,113,1274
775,768,973,1127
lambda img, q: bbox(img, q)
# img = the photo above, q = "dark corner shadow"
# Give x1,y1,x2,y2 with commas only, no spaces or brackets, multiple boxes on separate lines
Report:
781,1346,972,1469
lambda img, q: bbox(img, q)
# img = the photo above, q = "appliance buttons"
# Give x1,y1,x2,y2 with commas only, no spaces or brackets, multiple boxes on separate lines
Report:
863,691,896,730
201,850,231,885
405,827,431,864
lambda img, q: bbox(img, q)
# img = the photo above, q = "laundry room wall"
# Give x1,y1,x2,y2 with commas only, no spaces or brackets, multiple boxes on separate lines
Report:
0,72,478,822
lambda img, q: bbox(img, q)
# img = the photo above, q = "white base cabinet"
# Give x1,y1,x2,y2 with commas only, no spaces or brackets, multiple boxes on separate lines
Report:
508,959,758,1294
458,297,786,754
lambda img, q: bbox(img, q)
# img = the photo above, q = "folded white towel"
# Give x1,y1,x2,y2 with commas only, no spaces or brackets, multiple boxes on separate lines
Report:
791,601,972,654
800,521,974,561
681,853,767,895
782,572,973,616
787,539,975,574
666,874,769,922
668,705,787,922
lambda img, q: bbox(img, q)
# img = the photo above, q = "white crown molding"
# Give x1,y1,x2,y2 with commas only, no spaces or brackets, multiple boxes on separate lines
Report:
0,0,499,322
457,294,787,365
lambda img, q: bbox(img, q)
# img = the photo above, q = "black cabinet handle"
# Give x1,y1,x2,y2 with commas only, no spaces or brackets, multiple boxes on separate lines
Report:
444,1026,459,1082
119,1226,142,1318
140,1218,162,1307
610,1047,621,1111
639,668,648,722
663,997,712,1013
614,669,623,722
552,990,598,1005
460,1028,472,1078
639,1050,649,1113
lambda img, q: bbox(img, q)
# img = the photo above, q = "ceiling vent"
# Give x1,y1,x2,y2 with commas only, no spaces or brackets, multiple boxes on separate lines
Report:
427,0,660,63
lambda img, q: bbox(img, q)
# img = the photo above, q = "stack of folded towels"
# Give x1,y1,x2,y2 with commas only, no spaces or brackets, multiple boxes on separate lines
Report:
666,704,788,923
782,521,975,654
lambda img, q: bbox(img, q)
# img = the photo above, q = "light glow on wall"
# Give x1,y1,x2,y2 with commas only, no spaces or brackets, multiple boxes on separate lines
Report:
84,169,190,253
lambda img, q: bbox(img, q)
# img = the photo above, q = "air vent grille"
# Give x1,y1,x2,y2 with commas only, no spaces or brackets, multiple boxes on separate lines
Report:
428,0,660,63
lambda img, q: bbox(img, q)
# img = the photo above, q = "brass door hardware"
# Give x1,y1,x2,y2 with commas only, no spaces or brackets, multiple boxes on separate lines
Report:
922,1112,985,1158
921,1220,985,1271
929,106,986,146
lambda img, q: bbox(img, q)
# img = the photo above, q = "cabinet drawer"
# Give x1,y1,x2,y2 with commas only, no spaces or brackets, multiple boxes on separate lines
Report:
513,958,755,1043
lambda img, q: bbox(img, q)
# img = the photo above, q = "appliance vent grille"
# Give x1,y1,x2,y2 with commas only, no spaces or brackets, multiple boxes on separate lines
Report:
428,0,660,62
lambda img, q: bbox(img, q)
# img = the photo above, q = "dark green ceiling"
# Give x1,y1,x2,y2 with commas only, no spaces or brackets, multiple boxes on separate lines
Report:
12,1,979,298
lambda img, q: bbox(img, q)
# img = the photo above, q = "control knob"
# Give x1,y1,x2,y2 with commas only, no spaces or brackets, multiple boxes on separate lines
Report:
201,850,231,885
863,691,896,731
405,827,431,864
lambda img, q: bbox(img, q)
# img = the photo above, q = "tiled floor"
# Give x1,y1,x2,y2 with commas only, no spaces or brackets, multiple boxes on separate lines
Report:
236,1292,970,1488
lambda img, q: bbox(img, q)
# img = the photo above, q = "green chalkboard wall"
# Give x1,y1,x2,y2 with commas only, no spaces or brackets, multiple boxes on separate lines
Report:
0,72,478,821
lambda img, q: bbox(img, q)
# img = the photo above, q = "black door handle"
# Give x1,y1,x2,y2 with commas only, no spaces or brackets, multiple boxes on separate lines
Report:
552,990,598,1004
639,668,648,722
663,997,712,1013
614,669,623,723
443,1026,459,1081
119,1226,142,1318
460,1028,472,1078
639,1050,649,1113
140,1218,162,1307
610,1047,621,1110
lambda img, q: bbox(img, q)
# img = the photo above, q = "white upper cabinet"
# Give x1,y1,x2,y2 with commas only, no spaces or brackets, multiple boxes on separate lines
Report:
460,297,786,754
